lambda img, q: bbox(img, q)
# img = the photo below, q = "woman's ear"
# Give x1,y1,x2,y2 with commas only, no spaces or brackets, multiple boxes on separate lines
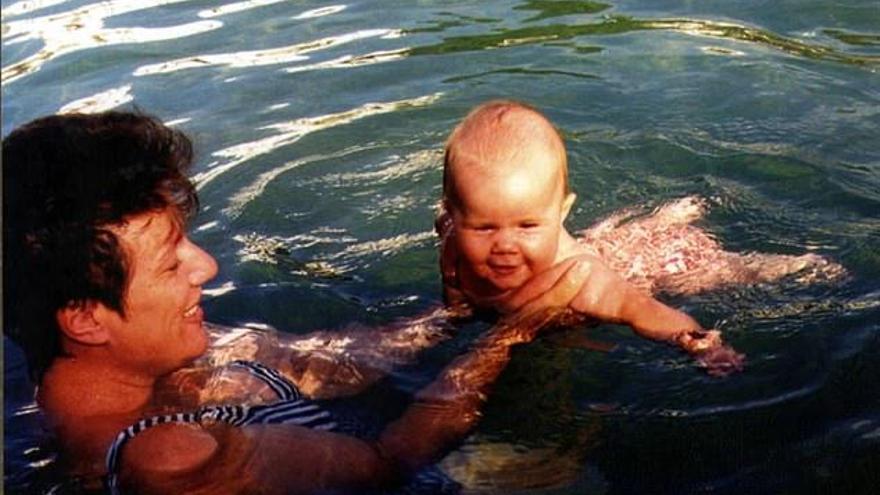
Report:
56,302,110,345
561,192,577,222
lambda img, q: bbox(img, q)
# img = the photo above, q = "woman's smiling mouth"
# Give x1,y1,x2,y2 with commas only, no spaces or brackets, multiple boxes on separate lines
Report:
183,304,201,319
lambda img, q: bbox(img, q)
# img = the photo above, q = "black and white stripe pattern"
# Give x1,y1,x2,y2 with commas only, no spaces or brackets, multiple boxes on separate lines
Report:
105,360,336,494
229,360,301,400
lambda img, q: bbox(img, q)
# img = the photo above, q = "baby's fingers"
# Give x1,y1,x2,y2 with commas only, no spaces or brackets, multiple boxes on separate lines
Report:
675,329,724,354
696,345,745,377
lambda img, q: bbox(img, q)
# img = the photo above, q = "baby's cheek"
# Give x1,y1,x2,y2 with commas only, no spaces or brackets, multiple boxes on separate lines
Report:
525,238,558,270
457,237,488,262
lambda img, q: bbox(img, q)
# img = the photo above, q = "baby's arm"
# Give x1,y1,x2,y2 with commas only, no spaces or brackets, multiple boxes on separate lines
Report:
557,255,697,336
498,255,744,376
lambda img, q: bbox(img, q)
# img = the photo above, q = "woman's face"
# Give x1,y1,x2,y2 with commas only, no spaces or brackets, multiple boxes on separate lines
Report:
98,208,218,377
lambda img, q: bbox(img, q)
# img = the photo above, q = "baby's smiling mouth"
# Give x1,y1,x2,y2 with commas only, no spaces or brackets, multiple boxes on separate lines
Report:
489,263,519,275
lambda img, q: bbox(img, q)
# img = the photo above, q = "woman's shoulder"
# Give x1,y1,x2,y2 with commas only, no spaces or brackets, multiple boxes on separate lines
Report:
123,421,219,476
38,359,150,420
114,421,253,494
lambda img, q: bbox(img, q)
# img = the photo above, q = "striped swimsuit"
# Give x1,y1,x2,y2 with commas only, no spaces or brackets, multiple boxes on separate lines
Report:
105,359,460,494
104,360,336,494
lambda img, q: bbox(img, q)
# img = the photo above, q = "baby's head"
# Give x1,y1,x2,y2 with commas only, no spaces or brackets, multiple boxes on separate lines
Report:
443,100,570,206
442,100,576,296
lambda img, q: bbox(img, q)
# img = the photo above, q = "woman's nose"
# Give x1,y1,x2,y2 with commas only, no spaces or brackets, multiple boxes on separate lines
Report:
186,241,219,286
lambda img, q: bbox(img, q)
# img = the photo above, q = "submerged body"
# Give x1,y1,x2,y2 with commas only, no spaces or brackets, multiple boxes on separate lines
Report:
576,196,844,297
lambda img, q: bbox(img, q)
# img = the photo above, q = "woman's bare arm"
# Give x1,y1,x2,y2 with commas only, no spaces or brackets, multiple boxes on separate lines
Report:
196,306,458,400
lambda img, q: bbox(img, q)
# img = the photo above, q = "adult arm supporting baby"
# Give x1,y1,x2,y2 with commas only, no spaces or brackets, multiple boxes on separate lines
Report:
186,305,468,401
274,307,460,399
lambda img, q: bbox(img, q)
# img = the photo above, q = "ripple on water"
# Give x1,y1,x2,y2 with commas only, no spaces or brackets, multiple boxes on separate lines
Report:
1,0,224,85
404,14,879,68
132,29,401,76
193,93,443,191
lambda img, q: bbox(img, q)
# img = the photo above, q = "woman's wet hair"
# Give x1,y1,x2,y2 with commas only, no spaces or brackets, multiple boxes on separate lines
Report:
2,111,198,380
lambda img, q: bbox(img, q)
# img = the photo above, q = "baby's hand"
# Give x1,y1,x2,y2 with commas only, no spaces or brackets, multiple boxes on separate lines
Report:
675,329,745,377
675,329,723,353
696,344,745,377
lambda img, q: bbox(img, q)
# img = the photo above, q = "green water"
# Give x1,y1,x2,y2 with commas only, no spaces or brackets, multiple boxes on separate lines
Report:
3,0,879,493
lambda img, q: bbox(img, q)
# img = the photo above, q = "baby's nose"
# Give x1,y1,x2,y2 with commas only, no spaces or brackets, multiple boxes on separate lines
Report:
491,230,517,253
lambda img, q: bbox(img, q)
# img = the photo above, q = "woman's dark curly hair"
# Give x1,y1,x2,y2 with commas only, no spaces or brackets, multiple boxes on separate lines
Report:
2,111,199,381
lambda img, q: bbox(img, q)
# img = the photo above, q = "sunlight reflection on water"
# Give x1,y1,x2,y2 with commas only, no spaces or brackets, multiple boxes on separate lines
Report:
2,0,222,84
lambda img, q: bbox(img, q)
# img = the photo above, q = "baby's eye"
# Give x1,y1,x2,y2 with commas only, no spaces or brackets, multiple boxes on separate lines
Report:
166,262,180,273
520,222,540,229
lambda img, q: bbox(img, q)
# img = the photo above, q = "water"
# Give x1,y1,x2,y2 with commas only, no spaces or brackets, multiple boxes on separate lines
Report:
3,0,879,493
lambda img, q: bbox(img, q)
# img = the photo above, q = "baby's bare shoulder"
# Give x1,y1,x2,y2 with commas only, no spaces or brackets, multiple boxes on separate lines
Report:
555,229,592,262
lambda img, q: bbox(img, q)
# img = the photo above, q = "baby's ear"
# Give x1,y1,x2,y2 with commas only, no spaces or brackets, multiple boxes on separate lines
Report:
56,302,110,345
561,192,577,221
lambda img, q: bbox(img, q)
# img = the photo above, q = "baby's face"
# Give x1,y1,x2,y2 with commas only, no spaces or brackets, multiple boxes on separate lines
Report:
450,145,571,297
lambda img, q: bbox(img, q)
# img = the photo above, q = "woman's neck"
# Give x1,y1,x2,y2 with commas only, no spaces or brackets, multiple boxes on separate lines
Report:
39,355,156,420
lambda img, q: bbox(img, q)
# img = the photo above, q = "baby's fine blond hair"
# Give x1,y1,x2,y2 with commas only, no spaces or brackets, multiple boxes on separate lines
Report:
442,100,568,207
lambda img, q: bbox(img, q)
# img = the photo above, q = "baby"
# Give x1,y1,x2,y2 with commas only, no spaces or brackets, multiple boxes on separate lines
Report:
436,101,838,375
